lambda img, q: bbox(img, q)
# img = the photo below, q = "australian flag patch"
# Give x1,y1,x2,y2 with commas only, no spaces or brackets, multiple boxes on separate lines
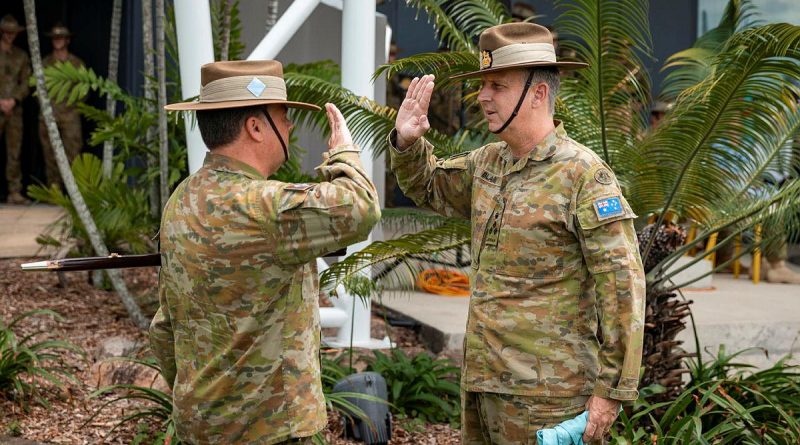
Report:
594,196,623,220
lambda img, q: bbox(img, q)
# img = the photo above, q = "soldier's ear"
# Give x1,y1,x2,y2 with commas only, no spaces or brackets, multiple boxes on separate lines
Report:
244,115,267,143
530,83,547,109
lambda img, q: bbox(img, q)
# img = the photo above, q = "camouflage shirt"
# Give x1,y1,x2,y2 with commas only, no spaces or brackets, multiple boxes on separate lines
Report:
0,44,30,103
43,53,84,117
389,122,645,401
151,145,381,444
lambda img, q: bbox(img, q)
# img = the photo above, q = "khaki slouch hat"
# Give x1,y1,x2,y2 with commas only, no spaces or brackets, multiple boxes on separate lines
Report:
165,60,320,112
451,22,587,79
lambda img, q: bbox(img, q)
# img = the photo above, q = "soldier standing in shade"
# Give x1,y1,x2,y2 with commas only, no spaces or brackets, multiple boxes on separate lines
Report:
150,60,381,444
388,23,645,444
0,14,31,204
39,23,84,188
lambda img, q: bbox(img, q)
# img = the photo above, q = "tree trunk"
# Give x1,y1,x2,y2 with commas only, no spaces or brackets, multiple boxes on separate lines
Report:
637,222,694,404
23,0,149,330
220,0,232,61
102,0,123,179
156,0,169,207
265,0,279,32
142,0,159,217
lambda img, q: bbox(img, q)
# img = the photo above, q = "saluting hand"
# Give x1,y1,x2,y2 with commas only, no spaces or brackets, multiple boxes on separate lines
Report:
325,103,353,149
395,74,435,150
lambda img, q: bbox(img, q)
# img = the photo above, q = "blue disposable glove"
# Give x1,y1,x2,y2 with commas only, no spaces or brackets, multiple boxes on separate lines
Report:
536,410,588,445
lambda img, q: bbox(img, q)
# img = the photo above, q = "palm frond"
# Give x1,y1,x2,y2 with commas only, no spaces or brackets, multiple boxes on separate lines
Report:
404,0,508,53
320,220,470,291
284,69,472,158
373,51,479,93
41,62,134,107
661,0,760,101
555,0,654,167
630,24,800,259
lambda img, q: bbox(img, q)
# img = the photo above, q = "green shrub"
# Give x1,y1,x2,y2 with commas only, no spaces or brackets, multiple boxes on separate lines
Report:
365,349,461,424
0,310,82,407
613,347,800,444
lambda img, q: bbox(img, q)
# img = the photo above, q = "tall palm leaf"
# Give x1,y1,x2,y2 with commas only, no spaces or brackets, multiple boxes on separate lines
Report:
660,0,759,101
555,0,653,167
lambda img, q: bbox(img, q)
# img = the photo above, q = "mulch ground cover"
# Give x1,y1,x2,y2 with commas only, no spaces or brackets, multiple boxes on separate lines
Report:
0,258,459,444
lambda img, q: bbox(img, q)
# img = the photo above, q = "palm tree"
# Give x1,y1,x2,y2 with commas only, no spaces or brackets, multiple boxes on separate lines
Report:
282,0,800,403
156,0,169,209
23,0,149,330
102,0,123,179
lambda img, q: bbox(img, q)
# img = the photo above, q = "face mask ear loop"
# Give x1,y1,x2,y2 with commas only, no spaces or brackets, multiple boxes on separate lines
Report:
490,69,535,135
263,109,289,162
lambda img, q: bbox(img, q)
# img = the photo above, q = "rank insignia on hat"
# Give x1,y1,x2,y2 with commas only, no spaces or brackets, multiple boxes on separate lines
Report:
594,196,623,220
595,168,613,185
246,77,266,97
481,50,493,69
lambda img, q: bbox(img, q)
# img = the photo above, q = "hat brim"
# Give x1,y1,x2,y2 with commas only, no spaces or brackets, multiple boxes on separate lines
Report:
46,32,72,37
450,61,588,79
0,26,26,33
164,99,321,112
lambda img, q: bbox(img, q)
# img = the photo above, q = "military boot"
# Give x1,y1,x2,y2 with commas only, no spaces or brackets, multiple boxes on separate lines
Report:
6,192,30,205
765,260,800,285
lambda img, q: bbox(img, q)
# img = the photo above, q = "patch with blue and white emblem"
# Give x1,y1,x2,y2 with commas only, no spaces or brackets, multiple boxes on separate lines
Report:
594,196,624,220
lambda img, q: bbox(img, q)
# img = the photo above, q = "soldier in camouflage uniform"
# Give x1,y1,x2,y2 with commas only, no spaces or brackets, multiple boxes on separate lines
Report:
0,15,31,204
39,24,84,188
152,60,381,444
388,23,645,444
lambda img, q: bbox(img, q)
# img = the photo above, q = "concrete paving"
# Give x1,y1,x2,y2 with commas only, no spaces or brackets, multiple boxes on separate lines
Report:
0,204,63,258
379,272,800,369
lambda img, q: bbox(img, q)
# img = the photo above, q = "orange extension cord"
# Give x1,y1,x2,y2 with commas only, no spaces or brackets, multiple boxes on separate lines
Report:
416,269,470,297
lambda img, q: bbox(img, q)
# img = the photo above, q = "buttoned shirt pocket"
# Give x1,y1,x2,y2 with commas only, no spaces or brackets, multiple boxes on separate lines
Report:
471,168,500,269
494,187,575,280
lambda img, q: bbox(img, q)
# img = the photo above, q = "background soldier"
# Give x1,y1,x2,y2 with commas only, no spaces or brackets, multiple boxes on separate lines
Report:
389,23,645,444
39,23,85,188
152,60,381,444
0,14,31,204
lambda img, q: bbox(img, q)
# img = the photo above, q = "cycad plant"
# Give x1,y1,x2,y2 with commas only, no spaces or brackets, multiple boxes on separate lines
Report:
281,0,800,403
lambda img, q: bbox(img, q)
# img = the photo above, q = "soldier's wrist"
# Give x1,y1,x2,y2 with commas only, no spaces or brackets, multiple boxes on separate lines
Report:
393,129,416,151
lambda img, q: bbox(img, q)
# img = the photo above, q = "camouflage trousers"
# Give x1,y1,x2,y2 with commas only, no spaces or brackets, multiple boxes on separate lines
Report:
0,108,24,194
39,114,83,187
462,391,599,445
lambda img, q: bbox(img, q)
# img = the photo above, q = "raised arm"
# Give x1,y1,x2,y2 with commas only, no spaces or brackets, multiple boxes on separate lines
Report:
388,74,474,219
269,104,381,265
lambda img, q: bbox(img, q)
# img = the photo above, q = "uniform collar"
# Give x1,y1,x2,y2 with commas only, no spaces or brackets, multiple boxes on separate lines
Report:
501,120,567,170
203,153,265,180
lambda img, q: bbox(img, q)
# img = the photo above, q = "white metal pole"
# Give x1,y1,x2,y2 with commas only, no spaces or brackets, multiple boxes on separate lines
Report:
332,0,383,348
174,0,215,174
247,0,321,61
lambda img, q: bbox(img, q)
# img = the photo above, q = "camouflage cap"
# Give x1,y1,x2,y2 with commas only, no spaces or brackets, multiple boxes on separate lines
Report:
46,23,72,38
0,15,25,33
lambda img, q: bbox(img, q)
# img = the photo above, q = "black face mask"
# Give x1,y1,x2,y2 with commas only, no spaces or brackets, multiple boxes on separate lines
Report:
262,108,289,163
490,69,535,135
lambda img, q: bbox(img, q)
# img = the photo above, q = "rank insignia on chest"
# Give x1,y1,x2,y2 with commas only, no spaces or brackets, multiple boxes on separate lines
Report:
594,196,623,220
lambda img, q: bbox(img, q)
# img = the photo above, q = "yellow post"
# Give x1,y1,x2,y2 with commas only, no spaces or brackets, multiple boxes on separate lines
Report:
753,225,762,284
686,225,697,256
733,234,741,279
704,232,719,266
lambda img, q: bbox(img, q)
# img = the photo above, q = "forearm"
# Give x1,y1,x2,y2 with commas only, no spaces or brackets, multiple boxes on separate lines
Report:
592,266,646,401
387,129,472,218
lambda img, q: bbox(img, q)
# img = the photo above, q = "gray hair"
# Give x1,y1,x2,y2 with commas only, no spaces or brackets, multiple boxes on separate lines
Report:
527,67,560,115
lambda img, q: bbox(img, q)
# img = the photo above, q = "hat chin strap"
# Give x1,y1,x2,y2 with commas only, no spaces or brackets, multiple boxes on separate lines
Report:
491,69,535,135
263,109,289,163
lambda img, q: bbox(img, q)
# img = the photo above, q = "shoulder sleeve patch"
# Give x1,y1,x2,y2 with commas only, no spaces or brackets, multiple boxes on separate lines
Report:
594,196,624,220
